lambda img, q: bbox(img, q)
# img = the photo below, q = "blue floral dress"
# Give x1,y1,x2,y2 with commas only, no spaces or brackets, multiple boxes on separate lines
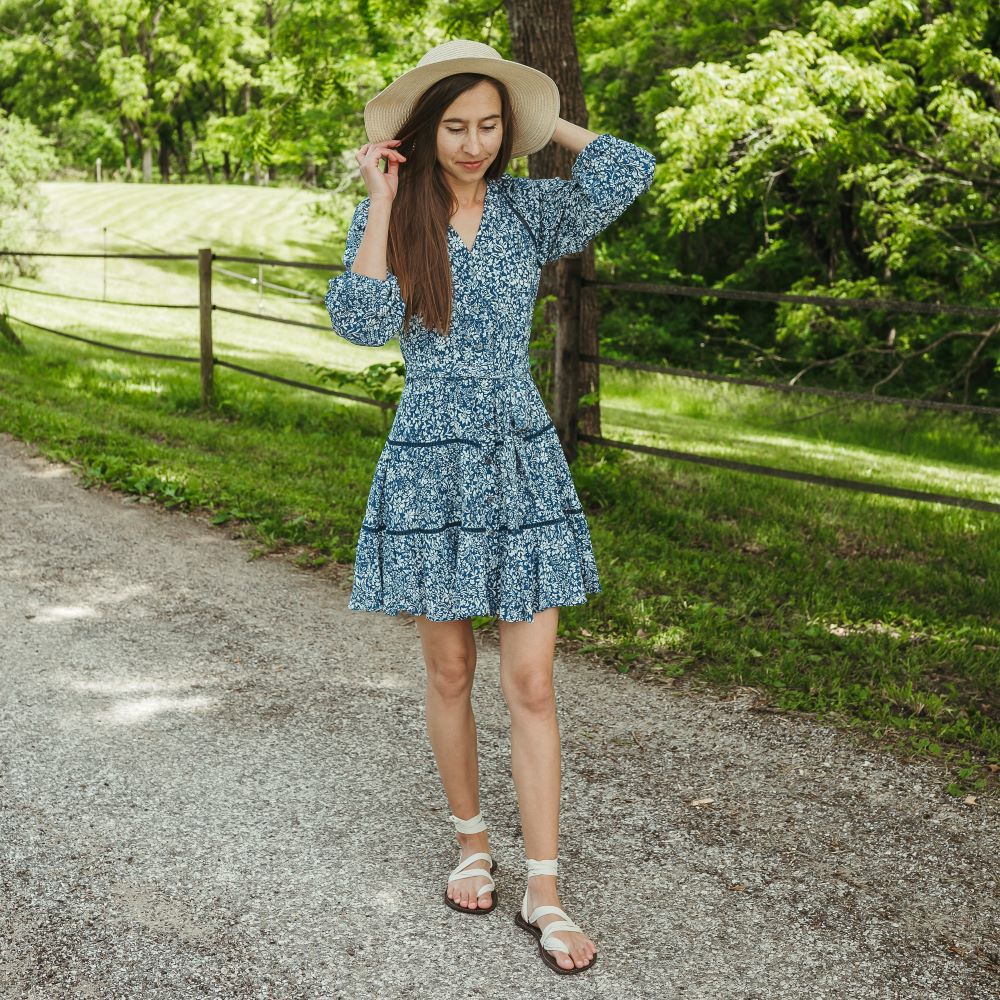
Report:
324,132,656,622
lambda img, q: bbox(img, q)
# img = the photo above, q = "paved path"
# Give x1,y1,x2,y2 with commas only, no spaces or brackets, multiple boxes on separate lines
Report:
1,430,997,1000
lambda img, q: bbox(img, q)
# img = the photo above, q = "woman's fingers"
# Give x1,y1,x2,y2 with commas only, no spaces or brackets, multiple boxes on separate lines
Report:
356,142,407,167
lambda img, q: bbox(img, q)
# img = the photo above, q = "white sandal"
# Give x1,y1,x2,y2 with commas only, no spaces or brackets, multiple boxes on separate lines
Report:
443,811,498,915
514,857,597,974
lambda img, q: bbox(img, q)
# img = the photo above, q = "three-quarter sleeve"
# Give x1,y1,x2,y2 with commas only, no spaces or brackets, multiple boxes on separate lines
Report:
504,133,656,266
324,197,406,347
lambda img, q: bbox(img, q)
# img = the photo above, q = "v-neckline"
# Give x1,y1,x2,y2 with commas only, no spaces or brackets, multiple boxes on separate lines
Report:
448,181,491,254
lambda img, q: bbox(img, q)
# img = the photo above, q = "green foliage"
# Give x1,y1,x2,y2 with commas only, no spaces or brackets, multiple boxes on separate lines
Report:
652,1,1000,401
2,0,999,400
308,359,405,433
0,110,58,278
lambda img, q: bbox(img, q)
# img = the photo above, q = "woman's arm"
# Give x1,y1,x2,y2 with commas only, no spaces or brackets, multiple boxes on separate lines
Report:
502,126,657,266
549,117,601,156
349,196,393,282
325,197,407,347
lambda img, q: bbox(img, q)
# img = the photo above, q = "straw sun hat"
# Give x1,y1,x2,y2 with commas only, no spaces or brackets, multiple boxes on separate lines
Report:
363,39,560,159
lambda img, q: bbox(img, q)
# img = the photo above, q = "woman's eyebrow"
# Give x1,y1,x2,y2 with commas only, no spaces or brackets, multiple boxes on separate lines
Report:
441,113,502,123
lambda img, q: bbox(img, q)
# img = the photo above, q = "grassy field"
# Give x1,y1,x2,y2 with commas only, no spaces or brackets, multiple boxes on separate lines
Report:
2,181,998,799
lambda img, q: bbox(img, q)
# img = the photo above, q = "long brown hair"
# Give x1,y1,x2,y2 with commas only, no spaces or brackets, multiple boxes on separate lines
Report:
387,73,514,336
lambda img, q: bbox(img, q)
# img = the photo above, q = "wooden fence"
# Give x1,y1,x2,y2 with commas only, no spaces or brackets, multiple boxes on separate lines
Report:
1,245,999,514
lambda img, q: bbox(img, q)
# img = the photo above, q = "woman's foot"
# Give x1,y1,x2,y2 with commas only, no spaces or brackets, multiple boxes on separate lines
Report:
446,830,494,911
525,875,597,970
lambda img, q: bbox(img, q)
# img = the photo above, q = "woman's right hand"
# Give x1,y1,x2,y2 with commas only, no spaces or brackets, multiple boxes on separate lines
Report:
356,139,407,202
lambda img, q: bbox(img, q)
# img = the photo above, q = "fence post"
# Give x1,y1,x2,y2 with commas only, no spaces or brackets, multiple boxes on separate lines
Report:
198,247,214,407
554,253,582,462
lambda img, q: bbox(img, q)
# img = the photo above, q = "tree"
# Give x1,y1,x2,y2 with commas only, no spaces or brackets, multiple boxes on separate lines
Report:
0,110,58,280
653,1,1000,401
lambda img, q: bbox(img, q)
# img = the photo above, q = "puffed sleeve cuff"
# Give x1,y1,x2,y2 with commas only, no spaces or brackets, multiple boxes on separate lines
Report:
324,269,405,347
529,132,656,264
571,132,657,210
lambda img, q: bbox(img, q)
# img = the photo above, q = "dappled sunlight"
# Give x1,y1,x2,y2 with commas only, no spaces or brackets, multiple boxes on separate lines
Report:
604,417,1000,500
652,625,688,649
109,380,165,395
370,887,403,913
356,673,414,691
822,618,998,652
100,694,218,725
24,583,154,621
71,678,194,695
23,465,71,479
90,359,136,376
29,604,99,623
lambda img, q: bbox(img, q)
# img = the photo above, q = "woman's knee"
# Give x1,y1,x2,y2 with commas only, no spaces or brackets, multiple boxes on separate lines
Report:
426,654,476,699
417,616,476,699
502,670,556,716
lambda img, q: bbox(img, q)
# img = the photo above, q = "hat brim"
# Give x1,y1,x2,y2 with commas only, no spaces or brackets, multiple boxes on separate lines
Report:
364,57,560,159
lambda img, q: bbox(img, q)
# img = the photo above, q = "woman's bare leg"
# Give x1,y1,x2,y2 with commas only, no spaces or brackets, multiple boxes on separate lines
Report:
498,607,597,970
415,614,493,910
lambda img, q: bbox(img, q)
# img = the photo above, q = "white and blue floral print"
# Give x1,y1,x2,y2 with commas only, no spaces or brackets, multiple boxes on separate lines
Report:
325,132,656,622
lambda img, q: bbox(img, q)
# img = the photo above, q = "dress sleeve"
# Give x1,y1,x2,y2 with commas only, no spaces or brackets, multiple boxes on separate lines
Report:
504,133,656,266
324,197,406,347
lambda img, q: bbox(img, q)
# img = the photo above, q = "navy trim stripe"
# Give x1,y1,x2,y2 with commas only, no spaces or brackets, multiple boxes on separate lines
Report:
385,423,553,448
522,424,551,441
361,506,585,535
386,436,481,447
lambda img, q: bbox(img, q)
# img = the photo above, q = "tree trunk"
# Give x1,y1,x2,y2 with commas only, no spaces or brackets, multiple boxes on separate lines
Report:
200,152,215,184
221,85,231,182
119,117,135,182
157,123,171,182
175,114,188,179
504,0,600,440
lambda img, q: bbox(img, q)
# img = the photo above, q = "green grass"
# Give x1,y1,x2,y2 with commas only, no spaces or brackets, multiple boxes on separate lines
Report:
1,180,998,800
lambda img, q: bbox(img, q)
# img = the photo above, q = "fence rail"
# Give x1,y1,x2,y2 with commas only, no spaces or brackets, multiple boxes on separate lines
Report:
3,256,998,416
2,245,998,515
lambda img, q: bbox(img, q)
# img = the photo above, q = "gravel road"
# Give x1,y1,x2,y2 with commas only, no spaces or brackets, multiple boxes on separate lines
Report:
1,430,997,1000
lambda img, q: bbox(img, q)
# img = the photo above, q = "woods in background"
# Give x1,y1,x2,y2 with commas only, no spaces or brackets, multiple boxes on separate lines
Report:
1,0,997,404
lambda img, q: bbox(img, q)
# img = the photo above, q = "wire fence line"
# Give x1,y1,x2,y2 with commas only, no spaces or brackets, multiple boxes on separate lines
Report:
590,279,1000,320
577,434,1000,515
575,352,1000,417
2,246,998,514
5,313,394,408
7,314,202,363
7,308,997,515
9,247,1000,316
0,280,200,310
3,247,998,413
4,275,994,416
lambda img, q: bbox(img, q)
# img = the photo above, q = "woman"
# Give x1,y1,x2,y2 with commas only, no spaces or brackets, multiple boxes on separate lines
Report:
325,39,655,975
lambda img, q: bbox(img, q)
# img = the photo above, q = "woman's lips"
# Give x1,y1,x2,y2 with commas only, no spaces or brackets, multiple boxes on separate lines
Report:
459,160,483,170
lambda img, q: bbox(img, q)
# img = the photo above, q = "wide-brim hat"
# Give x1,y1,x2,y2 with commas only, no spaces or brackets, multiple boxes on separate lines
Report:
364,39,560,159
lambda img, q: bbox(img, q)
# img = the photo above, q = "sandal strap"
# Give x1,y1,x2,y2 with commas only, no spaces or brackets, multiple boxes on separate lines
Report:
525,857,558,878
449,851,494,879
539,919,582,954
449,868,496,892
449,811,486,834
528,903,572,925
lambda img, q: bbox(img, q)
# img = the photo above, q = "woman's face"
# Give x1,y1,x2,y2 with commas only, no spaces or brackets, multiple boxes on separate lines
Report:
435,79,503,186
